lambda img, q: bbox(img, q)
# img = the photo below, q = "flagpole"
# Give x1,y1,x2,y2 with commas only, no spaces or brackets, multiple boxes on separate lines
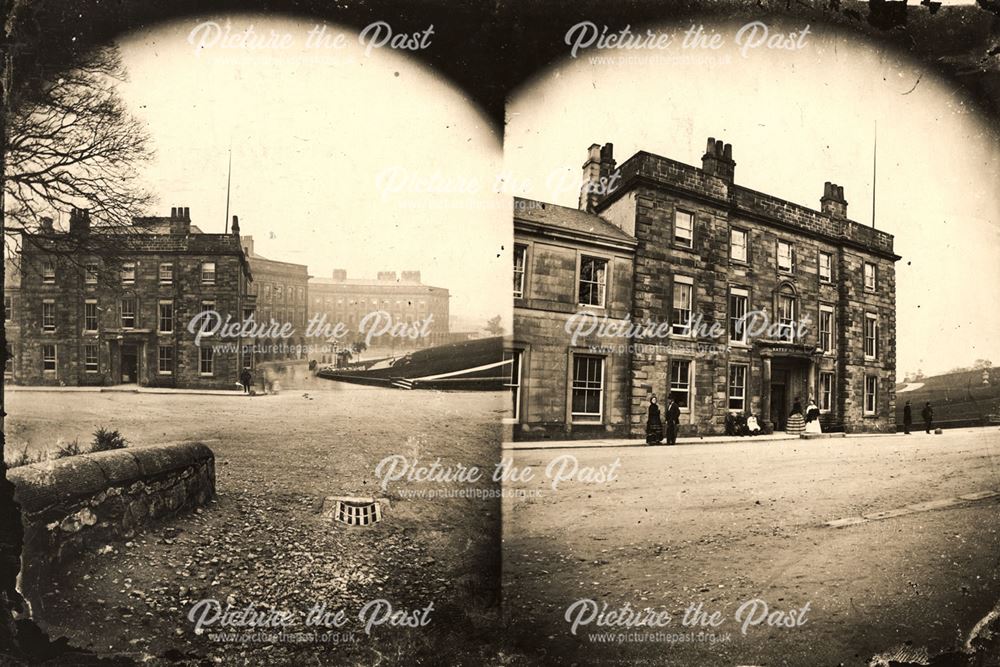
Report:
224,146,233,234
872,120,877,229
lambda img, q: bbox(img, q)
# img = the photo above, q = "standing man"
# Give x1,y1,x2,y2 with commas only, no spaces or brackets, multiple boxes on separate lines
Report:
664,395,681,446
240,366,254,395
903,400,912,435
921,401,934,434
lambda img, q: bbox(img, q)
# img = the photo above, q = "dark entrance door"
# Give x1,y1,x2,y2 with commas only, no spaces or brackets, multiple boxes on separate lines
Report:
770,383,787,431
121,345,139,383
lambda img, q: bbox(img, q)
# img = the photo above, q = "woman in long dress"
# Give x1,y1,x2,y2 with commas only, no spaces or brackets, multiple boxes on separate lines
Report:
646,396,664,445
804,397,823,434
786,397,806,435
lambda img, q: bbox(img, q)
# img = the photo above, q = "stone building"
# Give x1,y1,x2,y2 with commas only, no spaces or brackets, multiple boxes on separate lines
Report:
509,197,636,438
9,207,253,389
308,270,451,352
510,138,900,439
240,234,310,363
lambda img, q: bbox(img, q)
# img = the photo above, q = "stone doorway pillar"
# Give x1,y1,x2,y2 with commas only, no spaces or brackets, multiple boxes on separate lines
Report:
761,354,772,431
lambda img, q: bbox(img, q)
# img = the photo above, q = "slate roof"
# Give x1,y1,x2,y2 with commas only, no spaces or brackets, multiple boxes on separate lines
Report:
513,197,636,246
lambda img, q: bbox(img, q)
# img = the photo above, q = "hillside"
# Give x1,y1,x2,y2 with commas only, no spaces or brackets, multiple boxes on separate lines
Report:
895,366,1000,426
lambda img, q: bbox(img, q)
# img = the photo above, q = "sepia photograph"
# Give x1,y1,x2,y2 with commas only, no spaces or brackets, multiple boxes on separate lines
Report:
1,1,999,666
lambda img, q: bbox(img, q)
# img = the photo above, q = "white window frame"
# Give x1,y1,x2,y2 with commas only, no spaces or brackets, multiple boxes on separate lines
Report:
864,375,878,415
42,262,55,284
4,295,11,322
158,345,174,375
121,262,136,285
41,300,56,332
730,228,748,263
199,345,214,376
728,363,748,412
571,354,604,423
578,255,608,308
121,298,136,330
674,210,694,248
503,349,523,423
85,264,99,285
84,344,99,374
42,344,56,372
864,313,878,360
819,305,835,354
159,262,173,284
864,262,877,293
777,241,794,273
729,287,749,345
513,244,527,299
672,276,694,336
777,293,796,342
201,262,216,285
819,251,833,283
84,299,98,332
158,300,174,333
670,358,693,413
819,371,834,413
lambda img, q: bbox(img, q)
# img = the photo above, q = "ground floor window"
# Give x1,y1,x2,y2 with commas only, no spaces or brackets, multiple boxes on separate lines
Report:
503,350,522,422
864,375,878,415
571,355,604,422
242,345,253,371
670,359,691,409
84,344,99,373
820,372,834,412
159,345,174,375
728,363,747,411
42,344,56,372
199,346,214,376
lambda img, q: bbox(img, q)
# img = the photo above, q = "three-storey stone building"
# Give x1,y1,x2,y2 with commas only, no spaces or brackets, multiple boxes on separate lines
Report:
511,138,900,439
9,207,253,389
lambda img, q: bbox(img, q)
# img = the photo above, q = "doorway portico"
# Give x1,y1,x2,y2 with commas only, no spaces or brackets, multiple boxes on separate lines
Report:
758,341,823,432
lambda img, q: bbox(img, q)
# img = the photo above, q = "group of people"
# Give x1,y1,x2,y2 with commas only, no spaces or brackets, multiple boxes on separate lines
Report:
644,395,680,445
785,397,822,435
902,400,934,434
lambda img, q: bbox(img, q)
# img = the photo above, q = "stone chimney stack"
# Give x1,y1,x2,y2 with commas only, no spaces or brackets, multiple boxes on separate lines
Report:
169,205,191,235
701,137,735,182
331,269,347,281
39,216,54,234
579,142,616,212
820,182,848,219
231,215,240,236
401,270,421,283
241,235,254,257
377,271,398,282
69,208,91,236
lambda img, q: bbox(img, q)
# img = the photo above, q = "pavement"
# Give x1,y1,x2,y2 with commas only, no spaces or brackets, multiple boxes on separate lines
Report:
505,430,903,450
5,384,250,396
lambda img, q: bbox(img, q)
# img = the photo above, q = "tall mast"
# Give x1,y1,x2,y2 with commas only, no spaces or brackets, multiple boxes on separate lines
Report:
872,120,877,229
224,146,232,233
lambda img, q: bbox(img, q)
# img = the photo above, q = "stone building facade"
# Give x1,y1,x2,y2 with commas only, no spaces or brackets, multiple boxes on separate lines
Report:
9,207,252,389
308,270,451,352
511,138,900,439
240,234,310,363
509,197,636,439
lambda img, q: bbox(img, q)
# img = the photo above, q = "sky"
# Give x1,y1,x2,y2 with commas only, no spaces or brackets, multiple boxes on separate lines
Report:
115,15,508,331
504,18,1000,378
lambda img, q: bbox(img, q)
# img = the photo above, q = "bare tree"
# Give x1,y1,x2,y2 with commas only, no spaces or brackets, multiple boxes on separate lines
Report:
484,314,505,336
4,44,153,262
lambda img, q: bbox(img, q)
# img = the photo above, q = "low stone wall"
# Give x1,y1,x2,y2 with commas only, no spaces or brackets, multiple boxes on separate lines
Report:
7,442,215,614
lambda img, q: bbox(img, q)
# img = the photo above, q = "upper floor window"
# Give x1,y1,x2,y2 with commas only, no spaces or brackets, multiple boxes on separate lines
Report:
578,256,607,307
4,295,11,322
158,301,174,333
159,262,173,284
121,298,136,329
275,285,284,301
85,264,99,284
819,252,833,283
819,306,834,353
864,262,877,292
777,241,794,273
674,210,694,248
672,277,694,336
42,300,56,331
42,262,56,284
84,300,98,332
121,262,136,285
864,313,878,359
201,262,216,285
730,228,748,263
513,244,527,298
777,292,796,342
263,285,271,301
728,287,748,344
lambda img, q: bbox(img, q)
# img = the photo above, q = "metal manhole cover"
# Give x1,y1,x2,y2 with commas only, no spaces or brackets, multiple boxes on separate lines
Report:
324,496,383,526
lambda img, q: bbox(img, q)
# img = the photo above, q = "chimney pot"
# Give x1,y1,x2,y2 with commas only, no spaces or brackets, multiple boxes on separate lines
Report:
39,216,54,233
701,136,736,182
821,182,848,218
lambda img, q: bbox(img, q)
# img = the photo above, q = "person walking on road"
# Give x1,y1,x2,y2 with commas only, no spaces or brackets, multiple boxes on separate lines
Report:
664,396,681,446
903,400,913,434
645,396,664,445
922,401,934,434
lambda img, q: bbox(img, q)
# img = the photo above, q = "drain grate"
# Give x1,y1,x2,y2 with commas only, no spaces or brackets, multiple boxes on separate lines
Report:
330,497,382,526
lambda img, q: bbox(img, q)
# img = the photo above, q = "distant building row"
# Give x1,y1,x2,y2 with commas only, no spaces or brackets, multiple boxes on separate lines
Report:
4,209,450,388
